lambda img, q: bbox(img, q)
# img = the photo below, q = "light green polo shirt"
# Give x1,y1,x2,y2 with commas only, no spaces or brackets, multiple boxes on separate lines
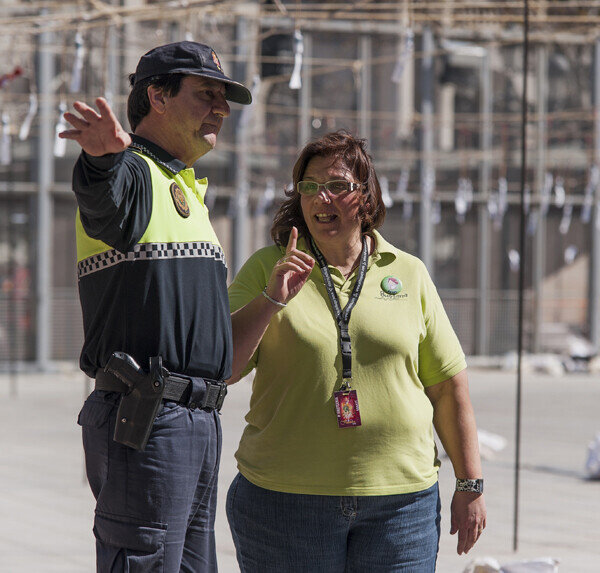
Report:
228,231,466,496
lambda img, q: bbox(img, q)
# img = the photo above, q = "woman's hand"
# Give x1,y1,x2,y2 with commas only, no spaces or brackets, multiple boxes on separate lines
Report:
450,490,486,554
424,370,486,554
264,226,314,306
59,97,132,157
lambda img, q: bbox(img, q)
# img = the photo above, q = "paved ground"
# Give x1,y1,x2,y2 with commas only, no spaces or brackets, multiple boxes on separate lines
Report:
0,365,599,572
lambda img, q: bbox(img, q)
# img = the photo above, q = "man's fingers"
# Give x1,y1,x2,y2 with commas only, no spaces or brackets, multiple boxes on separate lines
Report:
73,101,102,123
58,129,82,139
95,97,120,124
286,226,298,254
63,112,89,130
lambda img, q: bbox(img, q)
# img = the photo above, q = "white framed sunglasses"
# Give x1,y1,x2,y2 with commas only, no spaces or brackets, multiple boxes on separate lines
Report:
297,180,363,196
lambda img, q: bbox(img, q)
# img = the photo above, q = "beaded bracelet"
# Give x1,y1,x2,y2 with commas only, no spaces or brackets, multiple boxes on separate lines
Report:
262,287,287,308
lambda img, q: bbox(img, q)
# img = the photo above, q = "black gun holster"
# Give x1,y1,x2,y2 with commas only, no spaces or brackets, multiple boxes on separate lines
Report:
104,352,166,451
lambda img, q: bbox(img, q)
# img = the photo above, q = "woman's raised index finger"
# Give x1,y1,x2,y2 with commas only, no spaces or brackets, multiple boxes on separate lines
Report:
286,226,298,254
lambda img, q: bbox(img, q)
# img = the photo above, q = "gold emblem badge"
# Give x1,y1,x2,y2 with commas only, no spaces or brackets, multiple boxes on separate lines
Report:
170,183,190,218
211,50,223,73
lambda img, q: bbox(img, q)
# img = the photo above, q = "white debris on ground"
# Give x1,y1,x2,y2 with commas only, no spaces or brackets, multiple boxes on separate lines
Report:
463,556,559,573
588,355,600,374
436,429,507,460
501,352,565,376
584,432,600,479
477,429,508,460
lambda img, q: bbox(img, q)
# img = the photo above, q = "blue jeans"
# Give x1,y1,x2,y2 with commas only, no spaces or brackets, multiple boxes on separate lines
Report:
78,388,221,573
226,474,441,573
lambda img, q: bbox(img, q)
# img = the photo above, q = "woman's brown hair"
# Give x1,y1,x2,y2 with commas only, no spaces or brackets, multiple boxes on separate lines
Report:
270,130,386,246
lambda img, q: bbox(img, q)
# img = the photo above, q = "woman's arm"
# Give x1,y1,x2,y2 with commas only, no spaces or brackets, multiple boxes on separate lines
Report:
424,369,487,555
227,227,314,384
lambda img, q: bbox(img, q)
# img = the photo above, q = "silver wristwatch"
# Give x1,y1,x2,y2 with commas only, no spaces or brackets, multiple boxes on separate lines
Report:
455,478,484,493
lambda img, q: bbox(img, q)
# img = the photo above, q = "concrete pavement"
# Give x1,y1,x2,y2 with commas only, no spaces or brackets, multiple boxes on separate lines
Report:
1,365,599,572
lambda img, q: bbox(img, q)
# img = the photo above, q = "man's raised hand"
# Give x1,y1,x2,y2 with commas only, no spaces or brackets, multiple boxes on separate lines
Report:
59,97,132,157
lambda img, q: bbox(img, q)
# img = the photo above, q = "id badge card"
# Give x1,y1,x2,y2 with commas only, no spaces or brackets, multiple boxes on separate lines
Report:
334,389,361,428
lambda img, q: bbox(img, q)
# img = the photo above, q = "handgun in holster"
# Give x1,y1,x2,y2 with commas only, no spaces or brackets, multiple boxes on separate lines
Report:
104,352,167,451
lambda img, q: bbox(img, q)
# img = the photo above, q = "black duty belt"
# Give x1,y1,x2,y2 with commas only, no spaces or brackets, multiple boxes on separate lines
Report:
95,369,227,412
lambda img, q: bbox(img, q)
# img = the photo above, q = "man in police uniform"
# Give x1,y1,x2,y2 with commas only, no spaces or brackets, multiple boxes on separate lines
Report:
60,42,251,572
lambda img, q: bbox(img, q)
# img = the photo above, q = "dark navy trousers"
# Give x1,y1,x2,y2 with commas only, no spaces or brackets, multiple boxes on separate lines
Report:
78,387,221,572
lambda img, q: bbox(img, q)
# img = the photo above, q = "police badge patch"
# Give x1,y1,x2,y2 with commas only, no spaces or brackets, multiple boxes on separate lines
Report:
170,183,190,218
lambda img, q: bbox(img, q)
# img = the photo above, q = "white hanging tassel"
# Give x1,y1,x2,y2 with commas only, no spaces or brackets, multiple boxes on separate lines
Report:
289,30,304,90
527,210,538,236
490,177,508,230
256,177,275,216
69,32,85,94
394,169,412,220
564,245,578,265
508,249,520,272
53,101,68,157
240,75,261,129
540,171,552,216
497,177,508,216
395,169,410,198
581,165,598,223
1,113,11,166
422,167,435,200
19,92,38,141
559,203,573,235
553,175,566,208
380,176,393,208
582,187,593,224
226,193,237,219
487,194,498,220
523,184,531,214
454,177,473,224
431,201,441,225
391,28,414,83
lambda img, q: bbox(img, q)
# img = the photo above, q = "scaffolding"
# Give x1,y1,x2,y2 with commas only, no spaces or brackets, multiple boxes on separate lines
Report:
0,0,599,368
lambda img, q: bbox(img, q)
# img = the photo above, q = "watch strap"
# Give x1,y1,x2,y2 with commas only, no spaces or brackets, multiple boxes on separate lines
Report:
455,478,484,493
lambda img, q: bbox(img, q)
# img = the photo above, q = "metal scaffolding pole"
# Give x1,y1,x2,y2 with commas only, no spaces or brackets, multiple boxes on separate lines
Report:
419,27,434,275
396,32,414,141
359,35,372,145
298,32,312,149
590,38,600,350
533,45,548,353
35,18,54,371
233,14,252,276
476,50,491,355
233,5,259,275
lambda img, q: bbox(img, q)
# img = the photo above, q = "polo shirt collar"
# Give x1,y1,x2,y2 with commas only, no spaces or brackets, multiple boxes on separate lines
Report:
371,230,398,264
129,134,187,175
294,230,397,266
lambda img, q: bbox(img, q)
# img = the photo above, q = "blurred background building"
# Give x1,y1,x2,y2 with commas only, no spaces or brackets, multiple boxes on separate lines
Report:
0,0,599,370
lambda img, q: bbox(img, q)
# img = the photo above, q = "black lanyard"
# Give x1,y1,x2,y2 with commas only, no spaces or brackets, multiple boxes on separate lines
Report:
310,236,369,387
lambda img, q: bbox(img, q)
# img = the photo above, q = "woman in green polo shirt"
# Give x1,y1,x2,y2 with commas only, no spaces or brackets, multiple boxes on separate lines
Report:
226,131,486,572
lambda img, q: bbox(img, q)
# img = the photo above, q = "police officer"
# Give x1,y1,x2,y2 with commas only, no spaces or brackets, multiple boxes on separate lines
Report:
60,42,251,572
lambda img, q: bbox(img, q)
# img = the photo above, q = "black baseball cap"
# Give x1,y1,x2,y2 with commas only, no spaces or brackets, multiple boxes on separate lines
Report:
133,41,252,105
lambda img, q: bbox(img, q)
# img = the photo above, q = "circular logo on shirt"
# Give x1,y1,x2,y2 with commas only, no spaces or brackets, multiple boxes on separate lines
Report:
381,276,402,295
170,183,190,218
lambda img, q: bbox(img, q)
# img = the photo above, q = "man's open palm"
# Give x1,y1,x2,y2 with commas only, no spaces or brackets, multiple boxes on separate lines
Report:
59,97,131,156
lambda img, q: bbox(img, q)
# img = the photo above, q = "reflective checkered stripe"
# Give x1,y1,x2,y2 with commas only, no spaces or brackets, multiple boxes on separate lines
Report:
77,241,227,278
